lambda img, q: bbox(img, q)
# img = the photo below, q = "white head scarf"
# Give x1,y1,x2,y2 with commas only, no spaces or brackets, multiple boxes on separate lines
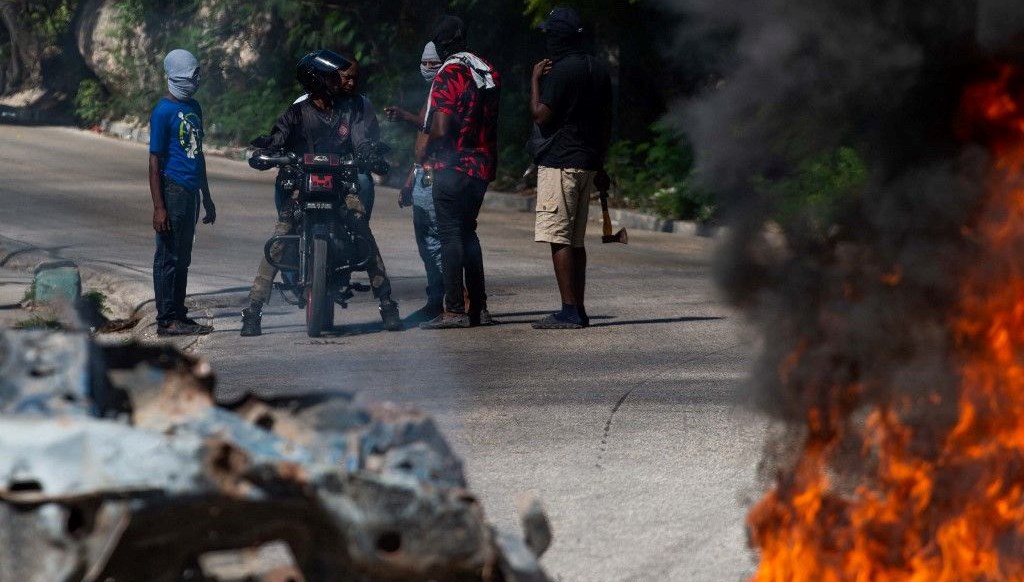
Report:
420,42,441,82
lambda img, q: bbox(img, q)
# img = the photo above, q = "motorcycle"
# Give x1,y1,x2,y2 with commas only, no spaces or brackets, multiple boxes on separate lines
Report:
249,141,390,337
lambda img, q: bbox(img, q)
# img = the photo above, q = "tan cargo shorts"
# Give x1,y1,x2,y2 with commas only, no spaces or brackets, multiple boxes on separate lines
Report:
534,166,596,248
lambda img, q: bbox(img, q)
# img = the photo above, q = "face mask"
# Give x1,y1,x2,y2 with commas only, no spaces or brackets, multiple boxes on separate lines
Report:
168,74,199,100
164,49,200,100
421,62,441,82
546,32,584,60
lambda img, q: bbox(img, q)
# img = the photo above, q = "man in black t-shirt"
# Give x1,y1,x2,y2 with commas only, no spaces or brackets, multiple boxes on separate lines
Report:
530,7,613,329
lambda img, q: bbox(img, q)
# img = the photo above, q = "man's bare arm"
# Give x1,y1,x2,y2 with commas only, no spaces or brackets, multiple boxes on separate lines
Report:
149,154,169,232
417,110,452,164
198,153,216,224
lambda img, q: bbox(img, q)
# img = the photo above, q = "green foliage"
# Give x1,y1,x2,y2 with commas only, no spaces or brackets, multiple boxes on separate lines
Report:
605,124,712,221
13,314,63,330
205,79,294,144
113,0,146,28
758,146,868,235
105,0,160,118
81,290,112,316
27,0,76,46
21,280,36,304
75,79,108,125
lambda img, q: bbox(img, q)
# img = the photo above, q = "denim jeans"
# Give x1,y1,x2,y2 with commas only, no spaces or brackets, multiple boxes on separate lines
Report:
153,179,199,326
412,168,444,305
432,169,488,314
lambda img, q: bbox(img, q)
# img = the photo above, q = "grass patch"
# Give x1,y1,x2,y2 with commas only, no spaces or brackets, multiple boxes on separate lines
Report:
81,290,112,316
13,314,64,330
21,280,36,304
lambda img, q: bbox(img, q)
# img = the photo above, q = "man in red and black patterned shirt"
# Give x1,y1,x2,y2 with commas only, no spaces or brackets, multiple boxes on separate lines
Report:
417,15,502,330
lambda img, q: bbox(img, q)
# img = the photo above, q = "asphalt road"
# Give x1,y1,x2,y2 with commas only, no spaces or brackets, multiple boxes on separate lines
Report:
0,125,765,581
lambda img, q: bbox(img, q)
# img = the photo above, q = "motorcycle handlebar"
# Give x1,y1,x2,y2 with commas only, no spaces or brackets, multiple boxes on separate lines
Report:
249,147,387,175
254,152,298,166
253,151,362,167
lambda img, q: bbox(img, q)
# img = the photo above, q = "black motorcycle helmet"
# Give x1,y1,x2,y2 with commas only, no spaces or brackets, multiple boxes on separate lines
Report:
296,49,353,96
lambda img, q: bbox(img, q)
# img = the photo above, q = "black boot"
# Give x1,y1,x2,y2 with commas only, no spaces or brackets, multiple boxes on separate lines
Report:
380,300,404,331
240,304,262,337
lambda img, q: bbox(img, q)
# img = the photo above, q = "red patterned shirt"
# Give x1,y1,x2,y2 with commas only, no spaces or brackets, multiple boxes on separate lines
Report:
427,56,501,182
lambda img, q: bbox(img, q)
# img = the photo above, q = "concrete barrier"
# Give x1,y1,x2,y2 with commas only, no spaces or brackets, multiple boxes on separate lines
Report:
32,260,81,304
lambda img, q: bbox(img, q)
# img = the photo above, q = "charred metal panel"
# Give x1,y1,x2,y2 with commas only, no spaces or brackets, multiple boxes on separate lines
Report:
0,331,551,582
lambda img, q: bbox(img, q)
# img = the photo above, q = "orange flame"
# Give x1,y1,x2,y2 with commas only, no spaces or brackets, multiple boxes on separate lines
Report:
748,65,1024,581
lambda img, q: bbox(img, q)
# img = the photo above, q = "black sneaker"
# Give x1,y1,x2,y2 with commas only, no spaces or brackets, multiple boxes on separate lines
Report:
419,312,471,329
158,320,214,337
531,312,584,330
578,308,590,328
471,309,499,327
179,317,214,334
380,302,404,331
240,307,262,337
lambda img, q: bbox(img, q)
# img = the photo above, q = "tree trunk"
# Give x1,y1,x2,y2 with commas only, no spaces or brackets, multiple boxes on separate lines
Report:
0,1,44,92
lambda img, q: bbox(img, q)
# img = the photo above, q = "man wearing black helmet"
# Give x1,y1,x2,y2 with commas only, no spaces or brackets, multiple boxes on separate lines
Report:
241,50,402,336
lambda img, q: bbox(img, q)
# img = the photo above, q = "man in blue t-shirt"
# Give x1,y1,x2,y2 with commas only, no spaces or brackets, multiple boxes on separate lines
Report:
148,48,217,336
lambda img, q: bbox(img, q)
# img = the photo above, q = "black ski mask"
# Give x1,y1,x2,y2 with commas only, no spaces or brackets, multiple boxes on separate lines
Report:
546,30,585,61
431,16,468,60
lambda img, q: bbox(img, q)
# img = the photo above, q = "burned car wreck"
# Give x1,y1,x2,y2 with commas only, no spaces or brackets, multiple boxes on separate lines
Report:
0,331,551,582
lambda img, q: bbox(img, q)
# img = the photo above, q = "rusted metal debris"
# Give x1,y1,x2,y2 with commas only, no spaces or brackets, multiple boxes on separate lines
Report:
0,330,552,582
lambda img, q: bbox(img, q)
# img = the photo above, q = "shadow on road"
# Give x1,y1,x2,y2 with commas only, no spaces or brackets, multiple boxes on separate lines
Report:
589,316,724,328
491,311,723,328
491,310,557,318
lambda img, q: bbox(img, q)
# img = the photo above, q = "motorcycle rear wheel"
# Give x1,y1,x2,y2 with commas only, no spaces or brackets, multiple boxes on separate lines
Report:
306,237,332,337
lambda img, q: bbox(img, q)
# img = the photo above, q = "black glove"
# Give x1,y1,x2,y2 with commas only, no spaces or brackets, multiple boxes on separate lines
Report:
371,159,391,176
248,150,274,171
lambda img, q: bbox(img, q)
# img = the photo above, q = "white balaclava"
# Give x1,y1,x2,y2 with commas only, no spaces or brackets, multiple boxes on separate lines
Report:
420,42,441,82
164,49,200,100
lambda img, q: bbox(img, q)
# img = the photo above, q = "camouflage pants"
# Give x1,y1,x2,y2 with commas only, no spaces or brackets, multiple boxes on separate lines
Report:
248,192,393,305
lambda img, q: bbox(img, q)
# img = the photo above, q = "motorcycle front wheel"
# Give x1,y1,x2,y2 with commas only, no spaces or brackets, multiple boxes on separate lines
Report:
306,237,332,337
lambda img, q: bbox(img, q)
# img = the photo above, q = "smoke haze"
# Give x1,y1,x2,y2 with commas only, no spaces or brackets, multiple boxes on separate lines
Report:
657,0,1024,428
660,4,1024,569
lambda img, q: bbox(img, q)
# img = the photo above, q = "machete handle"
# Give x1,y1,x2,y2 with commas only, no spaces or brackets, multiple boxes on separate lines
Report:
599,190,613,237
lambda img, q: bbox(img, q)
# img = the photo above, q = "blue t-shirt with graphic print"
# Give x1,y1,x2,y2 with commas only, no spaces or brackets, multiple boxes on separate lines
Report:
149,97,204,192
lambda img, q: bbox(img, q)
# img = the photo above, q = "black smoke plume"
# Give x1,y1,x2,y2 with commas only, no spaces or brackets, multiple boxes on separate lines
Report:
662,2,1024,571
662,0,1024,444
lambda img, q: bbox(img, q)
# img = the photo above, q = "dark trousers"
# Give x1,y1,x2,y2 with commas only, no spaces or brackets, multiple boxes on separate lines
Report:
153,180,199,326
432,169,488,314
